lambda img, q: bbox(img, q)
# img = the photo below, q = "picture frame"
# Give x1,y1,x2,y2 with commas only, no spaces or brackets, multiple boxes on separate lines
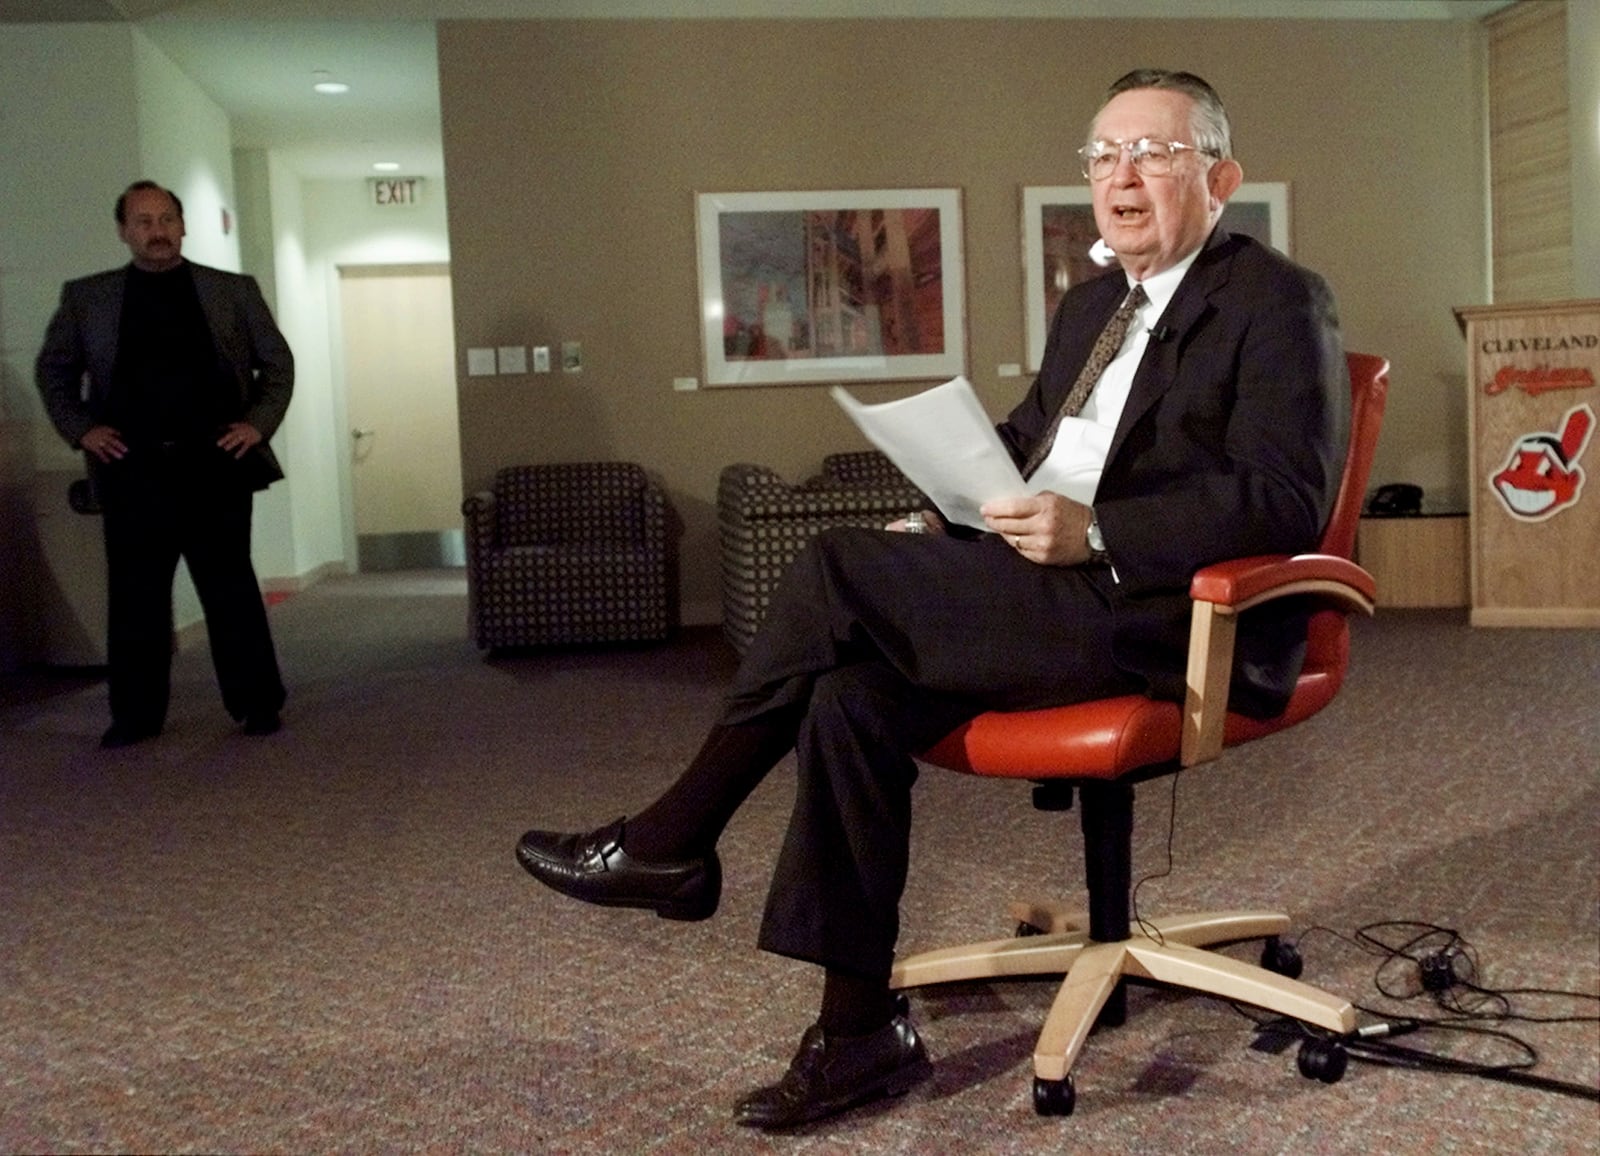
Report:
1020,182,1291,372
695,188,966,387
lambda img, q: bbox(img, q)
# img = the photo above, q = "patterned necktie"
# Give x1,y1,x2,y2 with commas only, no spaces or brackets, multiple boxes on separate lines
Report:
1022,283,1148,479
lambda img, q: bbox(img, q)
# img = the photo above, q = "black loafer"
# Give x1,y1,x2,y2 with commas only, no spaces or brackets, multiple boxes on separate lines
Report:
515,817,721,922
242,711,281,736
733,1014,931,1130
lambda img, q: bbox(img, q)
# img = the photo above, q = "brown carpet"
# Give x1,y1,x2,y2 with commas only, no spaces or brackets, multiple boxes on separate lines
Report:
2,571,1596,1154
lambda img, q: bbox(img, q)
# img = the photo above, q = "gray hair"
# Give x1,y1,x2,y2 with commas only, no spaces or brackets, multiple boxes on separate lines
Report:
1100,69,1233,159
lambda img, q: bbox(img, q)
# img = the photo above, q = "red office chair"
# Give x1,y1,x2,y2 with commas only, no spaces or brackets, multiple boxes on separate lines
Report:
894,352,1390,1116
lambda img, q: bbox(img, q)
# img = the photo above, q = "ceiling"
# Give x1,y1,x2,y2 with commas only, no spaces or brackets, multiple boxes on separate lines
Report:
1,1,1516,182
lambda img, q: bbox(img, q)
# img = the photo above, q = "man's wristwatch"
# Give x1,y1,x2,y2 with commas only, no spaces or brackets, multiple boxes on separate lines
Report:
1085,512,1109,563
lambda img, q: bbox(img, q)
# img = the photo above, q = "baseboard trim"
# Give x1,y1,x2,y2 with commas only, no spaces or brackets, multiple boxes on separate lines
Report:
262,560,347,596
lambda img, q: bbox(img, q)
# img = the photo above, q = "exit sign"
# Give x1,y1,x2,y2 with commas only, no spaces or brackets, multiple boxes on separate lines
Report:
369,177,424,207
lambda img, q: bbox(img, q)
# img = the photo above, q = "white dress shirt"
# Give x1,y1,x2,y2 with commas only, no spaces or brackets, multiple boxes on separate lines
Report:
1028,247,1202,505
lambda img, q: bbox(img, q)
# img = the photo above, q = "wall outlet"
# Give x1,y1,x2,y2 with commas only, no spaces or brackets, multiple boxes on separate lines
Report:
561,341,582,373
673,376,699,391
533,345,551,373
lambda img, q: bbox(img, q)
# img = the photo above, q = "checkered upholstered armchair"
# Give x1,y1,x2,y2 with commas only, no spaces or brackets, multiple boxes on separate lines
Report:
463,461,672,650
717,451,926,654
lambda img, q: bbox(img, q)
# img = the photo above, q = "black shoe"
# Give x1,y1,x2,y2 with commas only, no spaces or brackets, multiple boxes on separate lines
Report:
733,1015,931,1130
100,723,160,749
515,817,721,922
242,711,281,736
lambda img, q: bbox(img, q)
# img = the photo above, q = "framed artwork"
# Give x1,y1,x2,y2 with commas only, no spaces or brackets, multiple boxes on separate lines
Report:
695,188,966,387
1020,182,1291,372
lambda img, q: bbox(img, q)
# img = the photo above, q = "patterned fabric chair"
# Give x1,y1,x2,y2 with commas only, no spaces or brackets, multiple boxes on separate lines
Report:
717,451,926,654
462,461,672,650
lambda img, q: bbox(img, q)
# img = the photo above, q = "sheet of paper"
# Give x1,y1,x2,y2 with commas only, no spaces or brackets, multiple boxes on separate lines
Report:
831,376,1033,530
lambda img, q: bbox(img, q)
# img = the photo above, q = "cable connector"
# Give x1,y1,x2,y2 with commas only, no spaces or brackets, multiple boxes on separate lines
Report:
1355,1020,1420,1040
1420,950,1457,992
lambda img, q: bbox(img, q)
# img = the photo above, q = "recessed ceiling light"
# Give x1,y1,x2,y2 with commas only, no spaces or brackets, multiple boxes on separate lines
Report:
312,71,349,95
372,162,401,172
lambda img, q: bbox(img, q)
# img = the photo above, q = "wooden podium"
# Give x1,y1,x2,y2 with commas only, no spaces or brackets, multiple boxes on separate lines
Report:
1455,299,1600,627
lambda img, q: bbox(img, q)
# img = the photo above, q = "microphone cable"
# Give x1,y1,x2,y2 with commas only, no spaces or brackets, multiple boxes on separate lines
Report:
1103,775,1596,1104
1259,920,1600,1103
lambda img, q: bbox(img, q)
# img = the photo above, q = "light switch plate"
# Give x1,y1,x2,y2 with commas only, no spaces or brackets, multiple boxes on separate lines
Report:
497,345,527,374
467,347,497,376
673,376,699,391
533,345,551,373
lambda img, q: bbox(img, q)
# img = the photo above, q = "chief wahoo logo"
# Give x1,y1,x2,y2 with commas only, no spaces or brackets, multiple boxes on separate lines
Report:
1489,402,1595,522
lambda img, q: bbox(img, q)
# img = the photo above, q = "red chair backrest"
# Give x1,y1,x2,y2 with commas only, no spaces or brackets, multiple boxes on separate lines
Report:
1321,352,1391,561
1301,352,1389,676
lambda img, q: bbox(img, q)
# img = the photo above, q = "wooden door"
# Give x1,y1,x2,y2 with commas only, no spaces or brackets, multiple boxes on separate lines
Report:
338,264,463,556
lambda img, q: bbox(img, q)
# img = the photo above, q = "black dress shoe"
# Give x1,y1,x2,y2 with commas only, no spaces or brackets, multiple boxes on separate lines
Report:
100,723,160,749
733,1015,931,1130
515,817,721,922
242,711,281,736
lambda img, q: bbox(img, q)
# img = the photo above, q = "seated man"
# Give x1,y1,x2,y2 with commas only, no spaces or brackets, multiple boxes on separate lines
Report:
516,68,1350,1130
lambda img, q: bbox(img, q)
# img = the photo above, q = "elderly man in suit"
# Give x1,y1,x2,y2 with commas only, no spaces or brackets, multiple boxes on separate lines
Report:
36,180,294,748
515,69,1351,1128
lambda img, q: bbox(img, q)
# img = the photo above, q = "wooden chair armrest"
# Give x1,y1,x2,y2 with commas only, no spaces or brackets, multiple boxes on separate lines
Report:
1181,554,1377,769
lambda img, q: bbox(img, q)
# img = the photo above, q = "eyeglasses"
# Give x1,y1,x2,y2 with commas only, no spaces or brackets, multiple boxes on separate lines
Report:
1077,138,1219,181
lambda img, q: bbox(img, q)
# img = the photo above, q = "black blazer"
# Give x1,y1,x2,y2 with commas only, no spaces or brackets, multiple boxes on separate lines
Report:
999,228,1351,716
35,260,295,488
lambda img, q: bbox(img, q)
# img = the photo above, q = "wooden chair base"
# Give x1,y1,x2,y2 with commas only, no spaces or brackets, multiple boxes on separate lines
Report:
891,902,1357,1083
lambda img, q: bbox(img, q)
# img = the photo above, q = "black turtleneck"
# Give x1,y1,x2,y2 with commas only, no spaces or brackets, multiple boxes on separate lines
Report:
109,263,233,446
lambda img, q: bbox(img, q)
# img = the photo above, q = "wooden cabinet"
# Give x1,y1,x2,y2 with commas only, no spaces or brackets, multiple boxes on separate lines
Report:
1356,515,1470,609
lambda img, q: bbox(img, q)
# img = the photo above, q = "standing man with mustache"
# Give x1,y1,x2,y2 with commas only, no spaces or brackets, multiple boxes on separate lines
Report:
36,180,294,748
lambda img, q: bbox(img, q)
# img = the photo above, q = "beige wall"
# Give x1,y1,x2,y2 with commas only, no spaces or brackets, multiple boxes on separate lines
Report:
439,17,1488,625
1569,0,1598,300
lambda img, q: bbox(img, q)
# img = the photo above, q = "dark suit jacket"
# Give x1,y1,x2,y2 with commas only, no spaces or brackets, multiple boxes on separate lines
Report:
35,260,295,488
998,228,1350,716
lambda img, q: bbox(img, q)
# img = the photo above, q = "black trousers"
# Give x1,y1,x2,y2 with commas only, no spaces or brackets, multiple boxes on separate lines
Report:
98,445,285,731
722,526,1140,980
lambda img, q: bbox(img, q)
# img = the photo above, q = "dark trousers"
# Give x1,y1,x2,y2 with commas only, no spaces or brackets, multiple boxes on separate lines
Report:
722,526,1140,979
98,445,285,731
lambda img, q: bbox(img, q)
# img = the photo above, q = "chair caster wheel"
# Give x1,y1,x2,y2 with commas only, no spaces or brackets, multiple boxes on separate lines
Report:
1032,1074,1076,1116
1260,937,1303,979
1297,1037,1348,1084
1016,921,1046,937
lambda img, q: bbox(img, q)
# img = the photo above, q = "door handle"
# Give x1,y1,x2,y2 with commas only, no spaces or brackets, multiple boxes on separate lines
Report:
351,428,375,441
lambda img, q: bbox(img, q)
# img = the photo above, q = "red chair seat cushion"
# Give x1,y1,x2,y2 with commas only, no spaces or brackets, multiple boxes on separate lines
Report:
923,661,1346,782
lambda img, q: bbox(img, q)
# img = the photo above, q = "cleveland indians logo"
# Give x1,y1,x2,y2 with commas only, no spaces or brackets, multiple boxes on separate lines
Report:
1488,402,1594,522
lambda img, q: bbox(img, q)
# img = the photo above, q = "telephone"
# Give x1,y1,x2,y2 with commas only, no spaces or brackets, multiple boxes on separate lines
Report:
1366,483,1423,517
